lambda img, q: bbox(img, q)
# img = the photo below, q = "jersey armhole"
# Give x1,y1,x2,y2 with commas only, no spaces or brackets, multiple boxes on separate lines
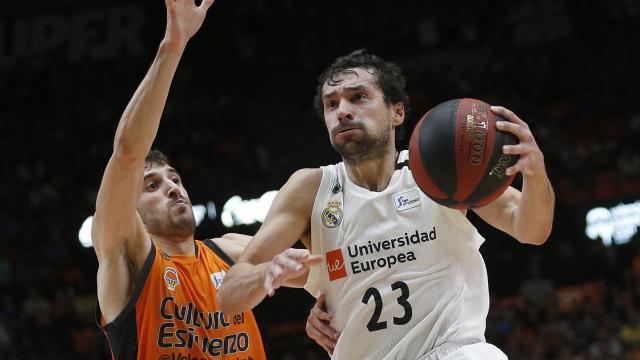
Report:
305,166,334,297
203,239,235,267
95,243,157,330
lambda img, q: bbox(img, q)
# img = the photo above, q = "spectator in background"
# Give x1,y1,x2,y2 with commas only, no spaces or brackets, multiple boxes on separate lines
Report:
520,261,555,307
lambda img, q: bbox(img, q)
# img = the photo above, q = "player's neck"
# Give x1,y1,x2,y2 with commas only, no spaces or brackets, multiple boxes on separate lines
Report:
344,149,399,192
152,234,196,256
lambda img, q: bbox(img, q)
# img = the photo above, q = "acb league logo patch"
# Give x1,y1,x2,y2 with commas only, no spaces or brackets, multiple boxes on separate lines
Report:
321,200,343,228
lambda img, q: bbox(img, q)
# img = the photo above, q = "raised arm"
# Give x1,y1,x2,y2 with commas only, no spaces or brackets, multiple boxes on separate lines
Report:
92,0,215,323
217,168,323,315
473,106,555,245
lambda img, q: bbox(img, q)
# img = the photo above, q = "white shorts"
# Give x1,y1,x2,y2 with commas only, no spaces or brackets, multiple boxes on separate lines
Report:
419,342,507,360
443,343,507,360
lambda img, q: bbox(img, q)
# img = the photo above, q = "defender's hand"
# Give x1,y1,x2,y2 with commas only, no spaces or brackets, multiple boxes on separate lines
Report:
306,294,340,355
264,249,321,296
491,106,546,177
164,0,215,50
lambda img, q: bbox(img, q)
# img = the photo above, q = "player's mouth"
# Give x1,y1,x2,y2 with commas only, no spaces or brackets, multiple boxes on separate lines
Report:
171,198,188,207
334,124,363,137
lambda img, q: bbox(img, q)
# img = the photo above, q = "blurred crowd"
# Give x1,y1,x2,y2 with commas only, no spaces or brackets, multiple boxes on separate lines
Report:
1,0,639,358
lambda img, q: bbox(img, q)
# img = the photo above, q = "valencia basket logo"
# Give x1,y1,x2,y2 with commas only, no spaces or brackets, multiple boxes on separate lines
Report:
163,267,180,291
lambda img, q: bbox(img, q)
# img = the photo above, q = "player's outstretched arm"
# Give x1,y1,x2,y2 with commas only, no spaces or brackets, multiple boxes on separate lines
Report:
473,106,555,245
93,0,215,323
214,233,312,287
218,169,323,315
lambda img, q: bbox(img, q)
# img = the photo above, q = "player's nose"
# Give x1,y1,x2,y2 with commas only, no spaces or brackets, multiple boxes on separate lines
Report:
166,181,180,198
337,102,354,122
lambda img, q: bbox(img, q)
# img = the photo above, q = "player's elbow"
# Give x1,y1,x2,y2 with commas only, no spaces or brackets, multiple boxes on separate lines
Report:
523,235,549,246
216,286,242,315
216,289,231,314
518,225,552,246
111,136,146,165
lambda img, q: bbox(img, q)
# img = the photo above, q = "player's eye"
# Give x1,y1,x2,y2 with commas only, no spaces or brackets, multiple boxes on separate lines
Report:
325,100,337,109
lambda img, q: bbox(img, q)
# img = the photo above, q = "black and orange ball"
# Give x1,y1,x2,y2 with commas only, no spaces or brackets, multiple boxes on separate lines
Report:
408,98,519,209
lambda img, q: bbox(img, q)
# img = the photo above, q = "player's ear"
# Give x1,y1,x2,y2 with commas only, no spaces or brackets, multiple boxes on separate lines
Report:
391,102,405,126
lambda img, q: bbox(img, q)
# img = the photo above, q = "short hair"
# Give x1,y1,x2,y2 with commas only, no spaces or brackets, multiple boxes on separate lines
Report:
144,149,171,171
313,49,411,144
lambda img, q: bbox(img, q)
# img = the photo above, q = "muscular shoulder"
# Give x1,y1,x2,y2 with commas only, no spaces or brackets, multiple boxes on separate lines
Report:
237,168,322,264
288,168,322,188
211,233,252,263
280,168,322,209
280,168,322,205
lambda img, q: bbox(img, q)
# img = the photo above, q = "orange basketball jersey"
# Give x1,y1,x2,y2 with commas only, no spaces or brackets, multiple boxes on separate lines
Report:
97,239,266,360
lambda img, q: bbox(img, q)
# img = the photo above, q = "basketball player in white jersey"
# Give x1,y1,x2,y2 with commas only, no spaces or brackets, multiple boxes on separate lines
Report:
219,50,555,359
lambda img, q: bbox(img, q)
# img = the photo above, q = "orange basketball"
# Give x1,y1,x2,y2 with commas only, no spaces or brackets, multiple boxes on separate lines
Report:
408,98,519,209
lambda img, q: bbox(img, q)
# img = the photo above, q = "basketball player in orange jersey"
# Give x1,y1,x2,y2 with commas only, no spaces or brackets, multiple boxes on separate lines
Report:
219,51,555,359
91,0,315,358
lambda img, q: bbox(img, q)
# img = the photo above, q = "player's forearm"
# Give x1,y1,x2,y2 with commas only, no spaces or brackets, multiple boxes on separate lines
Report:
218,262,269,315
112,41,186,161
515,170,555,245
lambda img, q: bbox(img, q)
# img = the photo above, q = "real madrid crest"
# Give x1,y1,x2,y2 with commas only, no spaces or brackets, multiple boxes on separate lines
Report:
321,200,343,228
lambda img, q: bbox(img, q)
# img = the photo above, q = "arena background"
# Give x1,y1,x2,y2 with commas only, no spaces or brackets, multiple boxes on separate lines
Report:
1,0,639,358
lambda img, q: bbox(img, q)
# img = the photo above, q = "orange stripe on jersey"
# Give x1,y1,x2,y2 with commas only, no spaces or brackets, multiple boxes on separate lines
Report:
97,240,266,360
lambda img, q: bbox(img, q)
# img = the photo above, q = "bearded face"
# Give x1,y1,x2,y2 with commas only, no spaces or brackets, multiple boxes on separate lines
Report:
321,68,400,165
330,120,391,164
138,164,195,239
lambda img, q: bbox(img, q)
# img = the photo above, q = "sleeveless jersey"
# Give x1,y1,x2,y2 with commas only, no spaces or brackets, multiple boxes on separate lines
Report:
97,239,266,360
305,150,490,360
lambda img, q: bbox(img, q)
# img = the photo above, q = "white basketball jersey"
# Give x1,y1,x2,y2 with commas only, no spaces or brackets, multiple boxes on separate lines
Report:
305,150,490,360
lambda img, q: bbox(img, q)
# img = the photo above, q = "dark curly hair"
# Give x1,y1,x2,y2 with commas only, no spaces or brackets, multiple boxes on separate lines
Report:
313,49,411,145
144,149,172,171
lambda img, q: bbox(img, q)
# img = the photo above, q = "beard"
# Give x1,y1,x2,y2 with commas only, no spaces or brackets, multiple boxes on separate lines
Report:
165,208,196,238
141,203,196,239
332,125,391,165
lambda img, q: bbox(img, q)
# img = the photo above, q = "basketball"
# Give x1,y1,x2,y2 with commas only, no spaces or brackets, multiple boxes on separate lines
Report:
408,98,519,209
